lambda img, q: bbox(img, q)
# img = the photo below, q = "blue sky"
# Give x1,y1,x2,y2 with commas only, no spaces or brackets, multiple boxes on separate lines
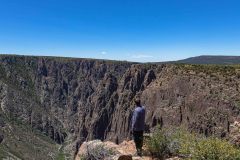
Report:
0,0,240,62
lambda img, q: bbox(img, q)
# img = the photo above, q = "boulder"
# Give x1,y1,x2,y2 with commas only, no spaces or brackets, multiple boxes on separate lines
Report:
76,140,134,160
229,121,240,147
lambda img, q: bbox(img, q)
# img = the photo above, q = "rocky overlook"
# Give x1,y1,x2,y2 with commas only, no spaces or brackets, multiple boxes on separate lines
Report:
0,55,240,159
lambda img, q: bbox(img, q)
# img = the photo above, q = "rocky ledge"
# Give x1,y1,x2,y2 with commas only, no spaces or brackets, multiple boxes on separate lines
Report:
75,139,180,160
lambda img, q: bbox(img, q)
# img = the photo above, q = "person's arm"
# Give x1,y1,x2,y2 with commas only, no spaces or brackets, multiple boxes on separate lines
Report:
131,110,135,131
131,109,138,131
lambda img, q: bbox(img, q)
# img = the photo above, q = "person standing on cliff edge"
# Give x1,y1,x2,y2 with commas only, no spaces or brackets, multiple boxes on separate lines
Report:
131,97,146,157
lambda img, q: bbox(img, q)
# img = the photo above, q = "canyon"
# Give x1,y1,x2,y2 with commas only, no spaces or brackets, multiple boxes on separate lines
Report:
0,55,240,159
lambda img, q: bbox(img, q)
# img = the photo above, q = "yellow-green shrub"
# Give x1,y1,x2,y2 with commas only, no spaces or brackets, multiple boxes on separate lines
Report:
180,137,240,160
145,127,170,159
146,127,240,160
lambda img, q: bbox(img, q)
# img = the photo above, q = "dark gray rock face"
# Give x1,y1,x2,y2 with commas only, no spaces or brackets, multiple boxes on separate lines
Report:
0,133,3,144
0,55,240,157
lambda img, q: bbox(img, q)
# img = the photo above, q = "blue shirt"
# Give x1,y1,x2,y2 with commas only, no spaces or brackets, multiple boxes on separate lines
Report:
131,106,145,131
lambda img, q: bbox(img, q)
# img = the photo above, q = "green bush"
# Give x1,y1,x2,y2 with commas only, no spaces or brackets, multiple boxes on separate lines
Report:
146,127,240,160
169,128,199,156
180,137,240,160
146,127,171,159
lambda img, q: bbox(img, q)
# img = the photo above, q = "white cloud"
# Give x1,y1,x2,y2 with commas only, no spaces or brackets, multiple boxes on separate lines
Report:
131,54,153,59
101,51,107,55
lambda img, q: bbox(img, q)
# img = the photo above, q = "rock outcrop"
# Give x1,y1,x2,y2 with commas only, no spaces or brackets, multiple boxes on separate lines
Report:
0,55,240,159
75,139,181,160
229,121,240,146
75,140,134,160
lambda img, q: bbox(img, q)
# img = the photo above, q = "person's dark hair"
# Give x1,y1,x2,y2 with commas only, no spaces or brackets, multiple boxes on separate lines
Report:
134,98,141,106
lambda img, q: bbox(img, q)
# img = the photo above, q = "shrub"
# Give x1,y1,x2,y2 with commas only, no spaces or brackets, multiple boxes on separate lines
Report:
145,127,171,159
169,128,200,157
146,127,240,160
180,137,240,160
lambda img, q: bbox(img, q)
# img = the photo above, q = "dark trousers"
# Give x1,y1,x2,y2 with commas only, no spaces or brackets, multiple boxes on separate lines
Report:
133,131,144,150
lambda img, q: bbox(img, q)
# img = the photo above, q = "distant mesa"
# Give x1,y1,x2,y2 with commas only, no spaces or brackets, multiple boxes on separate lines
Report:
172,55,240,65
